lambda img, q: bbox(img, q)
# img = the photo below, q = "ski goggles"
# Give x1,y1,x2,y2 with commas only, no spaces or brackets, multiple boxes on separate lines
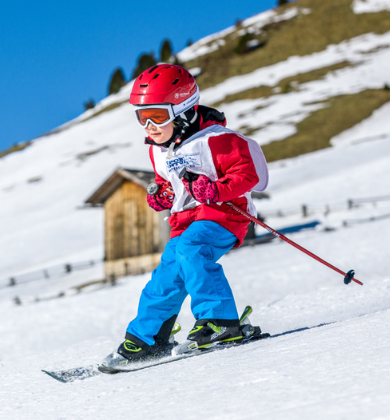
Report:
134,104,175,127
133,86,200,128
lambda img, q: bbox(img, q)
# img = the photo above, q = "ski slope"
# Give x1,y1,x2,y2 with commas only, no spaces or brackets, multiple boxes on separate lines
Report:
1,3,390,419
1,110,389,420
1,200,390,419
1,25,390,279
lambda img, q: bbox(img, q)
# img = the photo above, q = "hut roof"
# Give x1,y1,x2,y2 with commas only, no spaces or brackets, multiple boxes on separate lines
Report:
85,168,155,206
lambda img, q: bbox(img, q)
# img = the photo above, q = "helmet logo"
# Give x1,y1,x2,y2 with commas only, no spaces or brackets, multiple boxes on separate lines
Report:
175,92,190,99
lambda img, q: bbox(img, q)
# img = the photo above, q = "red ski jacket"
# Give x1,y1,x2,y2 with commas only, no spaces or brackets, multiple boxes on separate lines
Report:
148,111,267,247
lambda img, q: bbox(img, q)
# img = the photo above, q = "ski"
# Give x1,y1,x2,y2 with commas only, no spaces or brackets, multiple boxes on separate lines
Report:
41,365,101,383
42,306,270,383
41,319,333,383
98,332,270,375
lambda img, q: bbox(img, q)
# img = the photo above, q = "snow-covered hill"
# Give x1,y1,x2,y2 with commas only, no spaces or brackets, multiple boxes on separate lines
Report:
1,2,390,281
1,2,390,419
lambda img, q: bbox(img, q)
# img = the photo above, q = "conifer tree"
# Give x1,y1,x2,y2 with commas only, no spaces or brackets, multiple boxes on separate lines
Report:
132,53,157,79
108,68,126,95
278,0,288,6
84,99,95,110
160,39,173,62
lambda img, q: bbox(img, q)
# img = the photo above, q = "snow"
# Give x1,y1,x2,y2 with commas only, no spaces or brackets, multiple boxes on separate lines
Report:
1,106,390,420
177,7,307,63
202,31,390,103
202,31,390,145
0,104,149,277
241,6,301,29
1,208,390,419
1,7,390,420
176,26,236,63
352,0,390,14
330,100,390,146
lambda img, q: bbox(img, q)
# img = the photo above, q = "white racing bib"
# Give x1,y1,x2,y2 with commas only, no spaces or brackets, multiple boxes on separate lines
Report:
151,125,268,215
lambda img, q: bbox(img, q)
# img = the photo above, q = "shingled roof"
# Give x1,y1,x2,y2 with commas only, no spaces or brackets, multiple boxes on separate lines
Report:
85,168,155,206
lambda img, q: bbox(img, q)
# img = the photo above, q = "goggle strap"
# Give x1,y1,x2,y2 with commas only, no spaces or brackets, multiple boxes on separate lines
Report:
190,110,198,124
166,142,175,160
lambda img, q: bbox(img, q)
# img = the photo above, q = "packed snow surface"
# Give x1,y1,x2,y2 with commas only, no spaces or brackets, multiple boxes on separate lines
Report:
353,0,390,14
1,108,390,420
1,134,390,419
1,5,390,419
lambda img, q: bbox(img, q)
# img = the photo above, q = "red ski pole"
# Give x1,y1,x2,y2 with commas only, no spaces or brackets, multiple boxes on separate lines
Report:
227,201,363,286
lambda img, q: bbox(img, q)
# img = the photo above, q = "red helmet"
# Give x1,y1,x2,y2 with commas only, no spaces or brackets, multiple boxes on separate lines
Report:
130,65,199,107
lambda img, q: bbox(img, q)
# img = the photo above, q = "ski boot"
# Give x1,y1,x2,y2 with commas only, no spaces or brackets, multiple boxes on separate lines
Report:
187,319,243,349
101,321,181,369
172,306,269,356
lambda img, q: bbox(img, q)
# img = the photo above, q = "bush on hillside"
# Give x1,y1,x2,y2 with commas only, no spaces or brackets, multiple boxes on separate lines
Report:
171,55,184,67
132,53,157,79
160,39,173,62
278,0,289,6
108,68,126,95
84,99,95,110
234,33,256,54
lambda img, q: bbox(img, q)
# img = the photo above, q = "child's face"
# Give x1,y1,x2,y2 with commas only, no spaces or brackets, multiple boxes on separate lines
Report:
145,122,174,144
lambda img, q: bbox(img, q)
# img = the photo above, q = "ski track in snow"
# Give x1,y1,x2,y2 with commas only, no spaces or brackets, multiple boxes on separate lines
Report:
1,6,390,419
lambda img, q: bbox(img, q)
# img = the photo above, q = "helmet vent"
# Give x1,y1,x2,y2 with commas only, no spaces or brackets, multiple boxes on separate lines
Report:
172,78,180,85
148,66,159,73
139,74,143,80
139,84,149,88
152,73,160,79
178,69,182,73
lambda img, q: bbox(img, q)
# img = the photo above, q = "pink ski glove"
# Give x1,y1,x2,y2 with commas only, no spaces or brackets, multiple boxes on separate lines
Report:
180,170,219,205
146,181,175,211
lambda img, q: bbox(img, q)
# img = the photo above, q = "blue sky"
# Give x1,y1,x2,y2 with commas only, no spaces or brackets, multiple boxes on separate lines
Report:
0,0,277,152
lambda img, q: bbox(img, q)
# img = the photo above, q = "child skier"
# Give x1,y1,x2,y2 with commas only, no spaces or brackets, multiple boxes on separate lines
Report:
105,64,268,365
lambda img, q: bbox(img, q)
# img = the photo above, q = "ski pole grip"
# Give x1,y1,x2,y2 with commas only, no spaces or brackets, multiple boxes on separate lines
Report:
146,182,160,196
179,168,199,182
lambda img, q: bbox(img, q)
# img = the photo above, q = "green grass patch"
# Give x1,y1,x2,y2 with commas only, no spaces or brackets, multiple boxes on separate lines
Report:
212,86,274,108
186,0,390,90
278,60,353,91
261,89,390,162
0,142,31,159
211,61,352,107
237,125,265,137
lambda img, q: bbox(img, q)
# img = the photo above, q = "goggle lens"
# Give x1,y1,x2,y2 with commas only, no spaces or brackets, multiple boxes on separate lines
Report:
135,108,171,126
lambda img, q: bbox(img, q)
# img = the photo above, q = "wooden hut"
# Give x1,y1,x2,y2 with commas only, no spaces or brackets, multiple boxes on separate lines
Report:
85,168,170,280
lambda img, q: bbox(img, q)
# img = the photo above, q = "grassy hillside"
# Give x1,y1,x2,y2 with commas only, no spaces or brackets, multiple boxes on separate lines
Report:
211,61,352,108
3,0,390,163
189,0,390,91
0,142,31,159
182,0,390,162
262,88,390,161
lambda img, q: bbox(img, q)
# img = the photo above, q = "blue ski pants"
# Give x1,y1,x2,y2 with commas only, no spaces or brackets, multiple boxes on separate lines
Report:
126,221,239,345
